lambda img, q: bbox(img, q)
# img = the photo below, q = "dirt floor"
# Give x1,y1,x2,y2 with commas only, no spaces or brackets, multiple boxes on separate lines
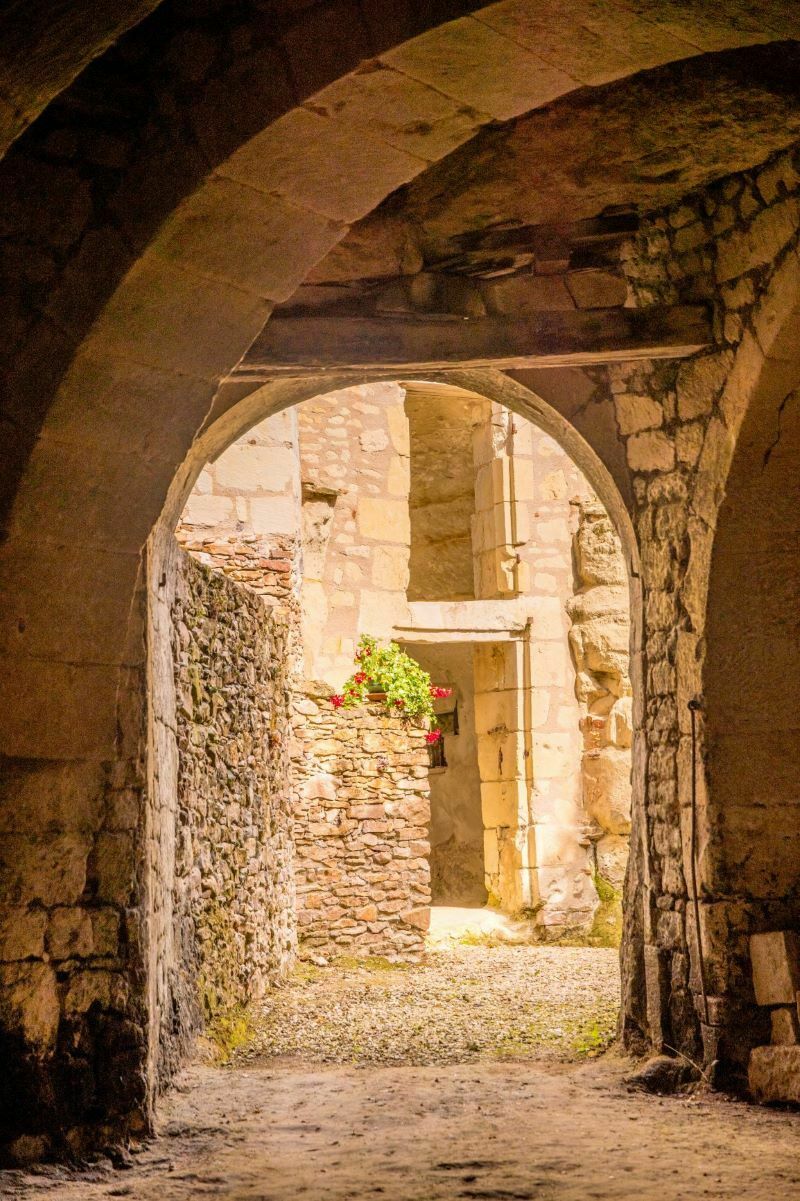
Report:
4,946,800,1201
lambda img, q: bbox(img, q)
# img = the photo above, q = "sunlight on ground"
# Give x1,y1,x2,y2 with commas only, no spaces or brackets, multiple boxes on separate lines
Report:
234,943,620,1069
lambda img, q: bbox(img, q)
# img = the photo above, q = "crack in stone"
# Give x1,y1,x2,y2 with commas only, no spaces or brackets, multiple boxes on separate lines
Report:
761,386,797,471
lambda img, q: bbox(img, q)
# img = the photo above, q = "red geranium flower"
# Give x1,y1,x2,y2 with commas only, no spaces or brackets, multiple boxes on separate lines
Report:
425,729,442,744
331,695,344,708
353,672,367,685
430,686,453,699
394,697,405,707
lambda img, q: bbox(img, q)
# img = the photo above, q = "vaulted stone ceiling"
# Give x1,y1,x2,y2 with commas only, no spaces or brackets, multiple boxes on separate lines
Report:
299,43,800,289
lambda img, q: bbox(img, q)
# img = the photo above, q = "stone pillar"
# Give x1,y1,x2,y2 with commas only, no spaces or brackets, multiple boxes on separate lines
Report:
473,639,536,912
471,404,531,599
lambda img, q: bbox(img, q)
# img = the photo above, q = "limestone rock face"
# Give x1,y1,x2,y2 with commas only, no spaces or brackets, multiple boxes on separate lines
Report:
568,501,632,915
583,747,632,836
574,505,628,588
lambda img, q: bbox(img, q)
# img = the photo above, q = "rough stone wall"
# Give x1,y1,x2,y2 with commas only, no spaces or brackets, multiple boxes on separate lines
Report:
297,382,411,687
612,145,800,1072
567,501,632,942
0,697,148,1167
171,549,295,1026
291,686,431,960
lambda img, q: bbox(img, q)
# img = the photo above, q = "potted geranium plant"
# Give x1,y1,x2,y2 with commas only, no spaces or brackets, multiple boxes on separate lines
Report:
331,635,451,743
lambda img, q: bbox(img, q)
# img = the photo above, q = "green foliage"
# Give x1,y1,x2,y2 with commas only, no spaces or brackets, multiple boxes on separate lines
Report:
336,635,438,727
205,1005,256,1063
587,871,623,947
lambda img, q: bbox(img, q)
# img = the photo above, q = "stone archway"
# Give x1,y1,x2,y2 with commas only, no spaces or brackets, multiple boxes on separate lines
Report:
3,2,800,1166
149,367,642,1035
700,258,800,1079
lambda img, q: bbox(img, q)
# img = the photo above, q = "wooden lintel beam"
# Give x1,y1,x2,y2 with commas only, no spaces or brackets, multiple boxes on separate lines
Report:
233,306,711,378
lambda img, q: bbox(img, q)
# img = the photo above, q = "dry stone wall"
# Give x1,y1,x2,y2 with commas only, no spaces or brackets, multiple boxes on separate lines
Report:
170,549,296,1027
291,686,431,960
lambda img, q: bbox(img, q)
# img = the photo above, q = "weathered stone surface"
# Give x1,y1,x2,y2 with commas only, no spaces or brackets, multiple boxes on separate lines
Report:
749,1046,800,1104
292,689,431,960
750,932,800,1006
583,748,632,836
770,1007,800,1046
169,548,296,1038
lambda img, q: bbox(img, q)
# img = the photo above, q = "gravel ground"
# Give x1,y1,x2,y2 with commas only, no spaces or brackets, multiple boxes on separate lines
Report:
235,944,621,1067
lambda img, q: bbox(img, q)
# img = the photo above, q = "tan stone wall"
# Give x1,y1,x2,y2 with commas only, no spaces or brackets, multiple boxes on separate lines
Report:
470,407,629,933
177,406,302,608
613,144,800,1068
297,382,411,687
147,530,296,1094
568,501,632,938
406,385,490,601
291,686,431,960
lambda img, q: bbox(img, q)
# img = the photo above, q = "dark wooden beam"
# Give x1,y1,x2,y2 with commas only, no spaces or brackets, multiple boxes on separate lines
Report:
232,305,711,378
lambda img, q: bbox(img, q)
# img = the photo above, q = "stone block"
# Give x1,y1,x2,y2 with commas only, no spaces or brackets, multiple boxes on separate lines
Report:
626,430,675,473
0,908,47,961
47,907,94,961
249,495,299,537
310,64,482,163
150,177,343,302
381,16,574,122
532,733,575,781
477,729,525,783
771,1007,800,1046
224,106,423,224
85,256,271,381
749,1045,800,1104
481,780,527,828
583,747,632,835
0,962,60,1051
750,931,800,1006
614,393,663,435
213,443,297,494
676,352,731,420
371,545,409,591
474,687,526,735
565,269,628,309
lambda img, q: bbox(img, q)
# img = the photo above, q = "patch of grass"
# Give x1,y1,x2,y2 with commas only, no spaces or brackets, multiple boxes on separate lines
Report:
206,1005,256,1063
331,954,410,972
291,959,323,983
587,872,623,948
456,930,507,948
571,1016,616,1058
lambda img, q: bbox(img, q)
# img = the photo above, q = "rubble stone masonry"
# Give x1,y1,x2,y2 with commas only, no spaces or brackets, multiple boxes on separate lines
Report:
170,549,296,1029
291,686,431,960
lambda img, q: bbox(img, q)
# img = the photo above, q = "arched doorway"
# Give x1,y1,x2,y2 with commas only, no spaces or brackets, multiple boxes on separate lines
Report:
145,371,641,1067
703,287,800,1080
